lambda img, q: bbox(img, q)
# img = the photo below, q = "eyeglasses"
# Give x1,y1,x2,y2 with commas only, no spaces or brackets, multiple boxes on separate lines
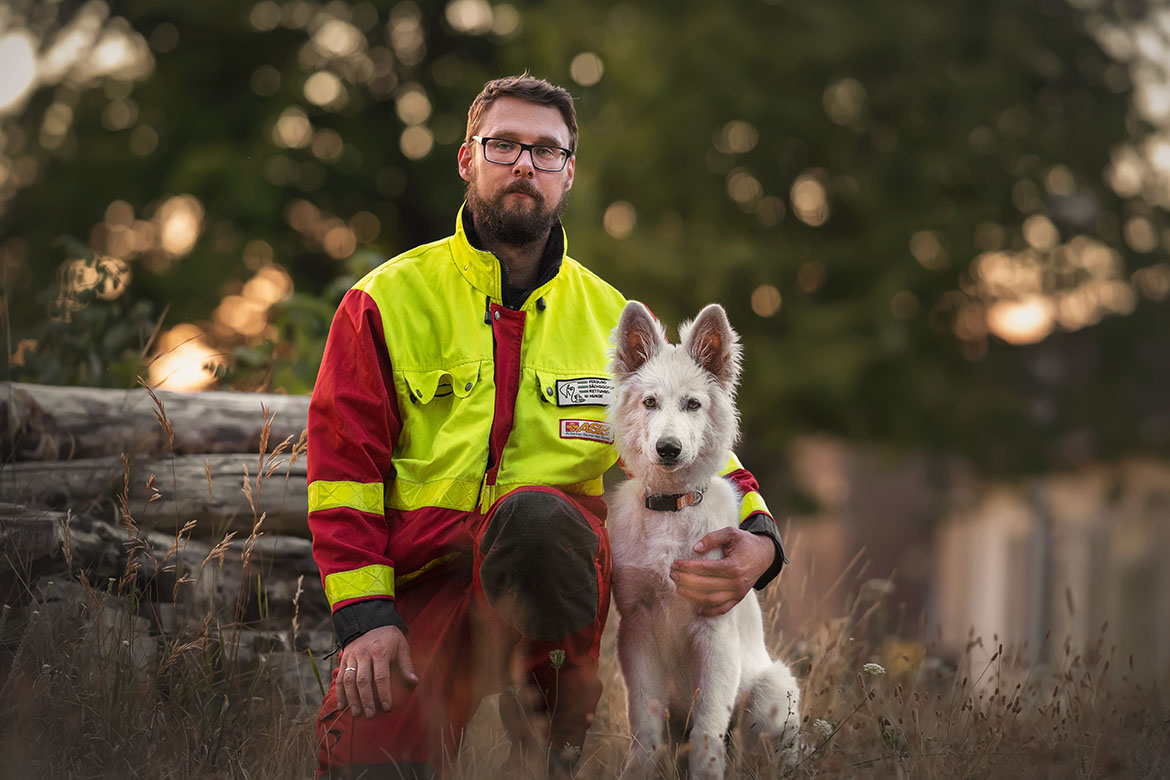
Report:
472,135,573,172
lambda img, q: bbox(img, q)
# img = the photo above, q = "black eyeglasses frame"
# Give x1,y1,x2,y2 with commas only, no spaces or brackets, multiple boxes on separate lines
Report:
471,135,574,172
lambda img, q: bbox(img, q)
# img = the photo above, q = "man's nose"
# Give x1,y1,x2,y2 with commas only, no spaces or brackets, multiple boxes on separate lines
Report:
512,148,536,175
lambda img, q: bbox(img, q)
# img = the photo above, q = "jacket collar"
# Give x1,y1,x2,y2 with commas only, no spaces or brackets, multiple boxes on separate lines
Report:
452,203,566,309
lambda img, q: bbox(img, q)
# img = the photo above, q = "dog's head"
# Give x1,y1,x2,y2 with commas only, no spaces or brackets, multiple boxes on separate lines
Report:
609,301,742,485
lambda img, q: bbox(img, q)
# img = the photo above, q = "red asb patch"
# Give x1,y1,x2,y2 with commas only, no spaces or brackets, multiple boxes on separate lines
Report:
559,419,614,444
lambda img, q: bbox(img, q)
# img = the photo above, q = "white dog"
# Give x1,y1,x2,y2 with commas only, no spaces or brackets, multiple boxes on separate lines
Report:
606,301,801,780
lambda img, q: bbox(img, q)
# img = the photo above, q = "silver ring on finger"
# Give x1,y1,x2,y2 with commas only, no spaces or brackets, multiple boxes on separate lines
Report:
344,666,358,673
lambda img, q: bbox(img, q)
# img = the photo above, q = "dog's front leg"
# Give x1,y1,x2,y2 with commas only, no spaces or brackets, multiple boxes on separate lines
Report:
688,620,741,780
617,608,668,780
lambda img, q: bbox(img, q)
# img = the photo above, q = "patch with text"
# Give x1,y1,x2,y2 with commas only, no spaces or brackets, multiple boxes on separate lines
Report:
555,377,615,407
559,418,614,444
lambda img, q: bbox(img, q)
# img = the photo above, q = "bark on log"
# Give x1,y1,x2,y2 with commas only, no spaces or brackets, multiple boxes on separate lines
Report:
2,453,310,537
1,503,328,625
0,382,309,461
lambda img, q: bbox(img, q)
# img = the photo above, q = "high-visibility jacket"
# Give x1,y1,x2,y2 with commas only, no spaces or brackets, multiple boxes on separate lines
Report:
307,206,778,631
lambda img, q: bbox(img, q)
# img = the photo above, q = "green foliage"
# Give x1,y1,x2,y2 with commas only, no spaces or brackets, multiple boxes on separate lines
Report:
2,0,1168,473
5,251,158,388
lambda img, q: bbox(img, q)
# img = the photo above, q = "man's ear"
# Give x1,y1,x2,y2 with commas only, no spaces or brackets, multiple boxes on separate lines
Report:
681,303,742,389
612,301,665,379
458,142,474,183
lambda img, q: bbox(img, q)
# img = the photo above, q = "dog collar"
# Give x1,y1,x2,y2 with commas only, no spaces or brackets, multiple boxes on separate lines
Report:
644,488,705,512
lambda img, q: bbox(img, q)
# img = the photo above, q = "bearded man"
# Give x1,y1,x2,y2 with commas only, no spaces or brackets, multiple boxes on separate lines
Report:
307,74,787,778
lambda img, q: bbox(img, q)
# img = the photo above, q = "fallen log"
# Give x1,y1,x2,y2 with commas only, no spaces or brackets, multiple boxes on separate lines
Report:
1,382,309,461
2,453,310,537
1,503,328,626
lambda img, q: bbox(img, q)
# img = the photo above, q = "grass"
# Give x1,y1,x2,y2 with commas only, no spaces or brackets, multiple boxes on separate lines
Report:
1,391,1167,778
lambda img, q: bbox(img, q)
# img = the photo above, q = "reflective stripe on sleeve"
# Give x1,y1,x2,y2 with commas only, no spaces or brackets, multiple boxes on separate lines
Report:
720,453,772,522
324,564,395,607
739,490,770,523
308,480,385,515
720,452,745,474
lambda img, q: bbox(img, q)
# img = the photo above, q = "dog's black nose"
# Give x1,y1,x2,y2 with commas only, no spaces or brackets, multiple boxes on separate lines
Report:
656,439,682,460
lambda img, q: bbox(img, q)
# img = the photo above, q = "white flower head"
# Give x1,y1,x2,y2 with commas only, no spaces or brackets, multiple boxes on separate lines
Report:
813,718,834,738
863,662,886,675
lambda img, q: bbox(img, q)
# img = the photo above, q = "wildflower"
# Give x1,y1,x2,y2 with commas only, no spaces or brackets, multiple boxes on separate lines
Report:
813,718,834,738
864,662,886,676
549,649,566,670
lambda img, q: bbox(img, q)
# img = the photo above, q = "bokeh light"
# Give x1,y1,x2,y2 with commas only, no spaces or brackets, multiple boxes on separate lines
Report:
603,201,636,239
750,284,782,317
148,323,223,391
155,194,204,257
791,172,829,227
446,0,494,35
570,52,604,86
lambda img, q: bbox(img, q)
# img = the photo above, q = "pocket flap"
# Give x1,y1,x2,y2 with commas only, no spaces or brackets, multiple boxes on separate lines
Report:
403,362,481,404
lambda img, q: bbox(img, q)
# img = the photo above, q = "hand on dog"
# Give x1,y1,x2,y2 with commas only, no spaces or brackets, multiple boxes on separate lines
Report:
670,527,776,617
336,625,418,718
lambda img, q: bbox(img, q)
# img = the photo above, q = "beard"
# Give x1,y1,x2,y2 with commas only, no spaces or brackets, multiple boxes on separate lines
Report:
465,178,570,248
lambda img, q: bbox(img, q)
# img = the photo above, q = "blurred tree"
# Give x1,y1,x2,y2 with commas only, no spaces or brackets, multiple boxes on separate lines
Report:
1,0,1167,474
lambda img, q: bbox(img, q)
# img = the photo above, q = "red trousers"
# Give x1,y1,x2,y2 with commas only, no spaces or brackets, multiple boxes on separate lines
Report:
316,487,612,776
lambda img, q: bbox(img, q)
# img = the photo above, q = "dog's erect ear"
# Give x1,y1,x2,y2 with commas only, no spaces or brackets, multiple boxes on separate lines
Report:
681,303,742,388
612,301,665,378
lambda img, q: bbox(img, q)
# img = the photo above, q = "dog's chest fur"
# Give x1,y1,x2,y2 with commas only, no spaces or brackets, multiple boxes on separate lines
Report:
608,477,740,628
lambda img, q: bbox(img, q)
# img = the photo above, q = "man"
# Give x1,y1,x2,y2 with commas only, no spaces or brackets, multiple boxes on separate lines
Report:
308,74,787,778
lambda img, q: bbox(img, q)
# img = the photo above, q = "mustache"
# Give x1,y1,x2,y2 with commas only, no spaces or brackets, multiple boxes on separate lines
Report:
503,182,541,199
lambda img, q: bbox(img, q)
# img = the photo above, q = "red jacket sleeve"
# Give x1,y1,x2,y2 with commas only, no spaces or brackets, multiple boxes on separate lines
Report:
307,288,404,636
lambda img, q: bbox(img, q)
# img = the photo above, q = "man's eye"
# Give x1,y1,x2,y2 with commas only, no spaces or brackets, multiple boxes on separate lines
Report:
686,399,701,411
643,397,657,409
492,140,515,152
533,146,557,161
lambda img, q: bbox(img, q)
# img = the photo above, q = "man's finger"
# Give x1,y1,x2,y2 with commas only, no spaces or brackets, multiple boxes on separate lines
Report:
673,574,735,597
693,526,737,553
397,640,419,685
356,664,377,718
672,557,746,580
674,579,739,602
336,668,350,710
341,661,361,715
697,600,737,617
372,654,394,713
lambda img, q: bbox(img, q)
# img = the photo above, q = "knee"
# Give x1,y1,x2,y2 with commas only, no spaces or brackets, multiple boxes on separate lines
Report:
479,489,601,641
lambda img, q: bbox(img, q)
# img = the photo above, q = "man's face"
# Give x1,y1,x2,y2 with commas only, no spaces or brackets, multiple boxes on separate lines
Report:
458,96,575,247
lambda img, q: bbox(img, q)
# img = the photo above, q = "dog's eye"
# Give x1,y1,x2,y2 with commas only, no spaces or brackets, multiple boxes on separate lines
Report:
686,399,701,411
643,397,657,409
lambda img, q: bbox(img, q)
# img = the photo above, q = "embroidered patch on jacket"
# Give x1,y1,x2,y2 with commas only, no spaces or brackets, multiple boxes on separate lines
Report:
555,377,615,407
559,419,614,444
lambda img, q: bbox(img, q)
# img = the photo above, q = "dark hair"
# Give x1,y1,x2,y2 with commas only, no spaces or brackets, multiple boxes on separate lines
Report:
465,73,578,153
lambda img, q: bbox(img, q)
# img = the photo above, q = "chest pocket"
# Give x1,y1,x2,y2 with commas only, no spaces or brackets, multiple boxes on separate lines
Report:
403,362,481,403
392,361,491,511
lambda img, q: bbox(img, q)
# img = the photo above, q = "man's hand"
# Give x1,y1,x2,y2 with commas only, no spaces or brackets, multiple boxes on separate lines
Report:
336,625,418,719
670,527,776,617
